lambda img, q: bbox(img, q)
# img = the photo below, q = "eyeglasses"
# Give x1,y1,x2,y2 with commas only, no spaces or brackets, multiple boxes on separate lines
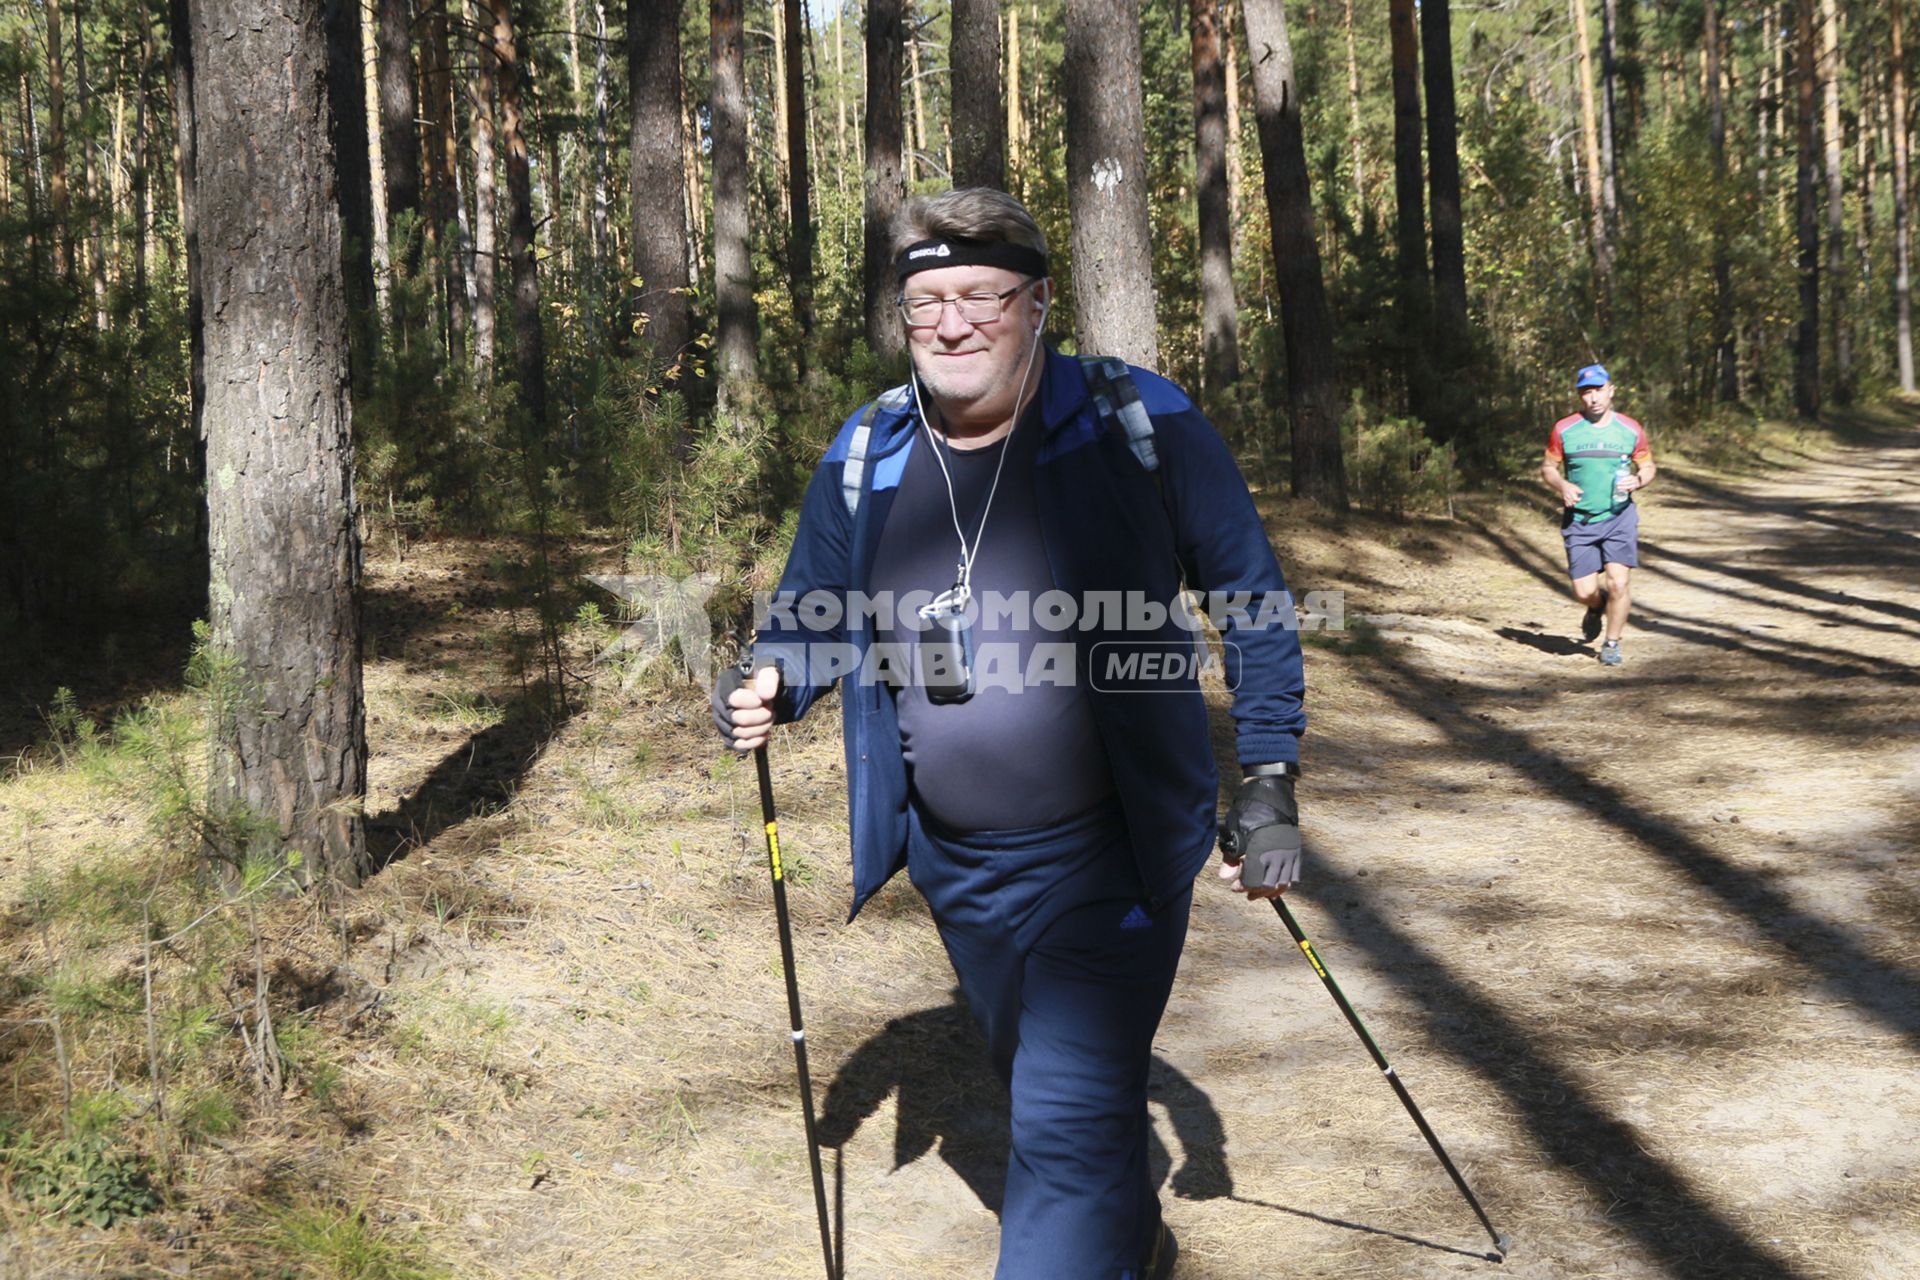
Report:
896,279,1038,329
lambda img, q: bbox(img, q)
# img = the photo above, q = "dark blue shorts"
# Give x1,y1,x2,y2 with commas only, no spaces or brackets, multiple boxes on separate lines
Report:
1562,502,1639,579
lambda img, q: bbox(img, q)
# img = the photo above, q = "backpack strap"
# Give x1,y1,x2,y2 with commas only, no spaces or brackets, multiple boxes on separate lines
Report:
1079,354,1160,476
840,383,913,518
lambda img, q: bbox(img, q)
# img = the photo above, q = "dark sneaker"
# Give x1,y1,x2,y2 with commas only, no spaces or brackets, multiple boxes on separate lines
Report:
1144,1221,1179,1280
1599,640,1624,666
1581,590,1608,642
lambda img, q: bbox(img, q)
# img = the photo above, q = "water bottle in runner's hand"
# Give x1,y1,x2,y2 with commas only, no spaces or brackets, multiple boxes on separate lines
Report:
1613,461,1634,503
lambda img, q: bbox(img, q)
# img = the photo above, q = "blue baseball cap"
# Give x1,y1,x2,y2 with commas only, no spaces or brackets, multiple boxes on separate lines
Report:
1575,363,1611,388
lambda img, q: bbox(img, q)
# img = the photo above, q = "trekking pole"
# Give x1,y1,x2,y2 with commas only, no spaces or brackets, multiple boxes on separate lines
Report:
1271,897,1511,1263
753,744,838,1280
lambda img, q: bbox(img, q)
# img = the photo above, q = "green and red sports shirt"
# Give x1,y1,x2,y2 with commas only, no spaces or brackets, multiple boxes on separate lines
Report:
1546,411,1652,522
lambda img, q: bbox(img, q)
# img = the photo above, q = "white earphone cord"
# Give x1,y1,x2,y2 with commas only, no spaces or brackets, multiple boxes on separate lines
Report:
913,297,1049,603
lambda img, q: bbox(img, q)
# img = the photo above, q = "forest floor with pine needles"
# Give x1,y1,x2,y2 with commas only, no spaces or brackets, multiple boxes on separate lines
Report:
2,401,1918,1279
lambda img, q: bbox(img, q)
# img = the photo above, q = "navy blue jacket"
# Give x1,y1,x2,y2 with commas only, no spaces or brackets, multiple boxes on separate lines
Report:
758,346,1306,920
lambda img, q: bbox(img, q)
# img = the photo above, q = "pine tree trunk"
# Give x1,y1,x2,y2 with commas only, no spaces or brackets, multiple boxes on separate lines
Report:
591,0,611,288
491,0,546,428
1006,5,1022,184
424,0,466,366
1793,0,1820,418
166,0,203,449
1599,0,1619,232
325,0,378,390
1242,0,1346,510
47,0,72,281
711,0,758,401
1389,0,1427,410
1223,0,1242,227
773,0,791,223
951,0,1005,189
1190,0,1238,396
1893,0,1914,392
470,3,497,375
783,0,814,336
1704,0,1736,402
1820,0,1847,401
1422,0,1467,343
1065,0,1160,369
378,0,421,282
1572,0,1610,320
363,0,390,308
191,0,367,886
74,4,108,327
908,25,929,185
629,0,691,371
21,74,45,275
864,0,906,365
1341,0,1363,208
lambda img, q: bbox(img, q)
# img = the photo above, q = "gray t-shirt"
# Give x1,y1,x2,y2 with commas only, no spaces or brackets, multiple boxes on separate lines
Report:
868,404,1113,833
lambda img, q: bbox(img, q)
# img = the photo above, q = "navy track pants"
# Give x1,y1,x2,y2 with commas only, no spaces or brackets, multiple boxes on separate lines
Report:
907,802,1193,1280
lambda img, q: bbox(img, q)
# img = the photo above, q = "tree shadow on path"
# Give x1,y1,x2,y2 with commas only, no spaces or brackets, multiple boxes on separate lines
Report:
366,687,577,870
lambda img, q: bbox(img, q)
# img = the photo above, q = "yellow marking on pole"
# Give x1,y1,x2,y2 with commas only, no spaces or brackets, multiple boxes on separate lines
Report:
1299,938,1329,980
766,821,784,881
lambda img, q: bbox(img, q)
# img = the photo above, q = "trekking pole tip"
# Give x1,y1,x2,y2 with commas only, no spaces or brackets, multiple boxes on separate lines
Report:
1487,1232,1512,1262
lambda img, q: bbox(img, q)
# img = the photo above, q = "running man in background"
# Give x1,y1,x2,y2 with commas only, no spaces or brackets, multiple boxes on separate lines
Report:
1540,364,1656,666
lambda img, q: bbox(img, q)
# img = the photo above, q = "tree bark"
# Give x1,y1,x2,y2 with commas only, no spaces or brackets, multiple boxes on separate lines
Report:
378,0,421,281
1704,0,1736,402
46,0,72,281
1190,0,1239,396
1223,0,1242,227
1389,0,1428,410
491,0,546,428
1242,0,1346,509
783,0,814,337
1422,0,1467,342
1793,0,1819,418
951,0,1005,189
470,2,496,375
864,0,906,365
1065,0,1160,369
167,0,204,447
74,2,109,326
190,0,367,885
591,0,612,291
1388,0,1424,284
325,0,378,390
1599,0,1619,231
1341,0,1363,208
424,0,466,366
711,0,758,401
907,23,929,184
1572,0,1610,321
1893,0,1915,392
1820,0,1847,401
628,0,691,371
1006,4,1022,184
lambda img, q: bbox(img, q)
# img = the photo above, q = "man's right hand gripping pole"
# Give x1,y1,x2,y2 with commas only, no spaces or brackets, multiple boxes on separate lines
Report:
712,661,784,754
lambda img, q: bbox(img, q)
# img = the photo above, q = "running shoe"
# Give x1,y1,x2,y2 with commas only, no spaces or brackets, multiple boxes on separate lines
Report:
1599,640,1624,666
1582,590,1608,642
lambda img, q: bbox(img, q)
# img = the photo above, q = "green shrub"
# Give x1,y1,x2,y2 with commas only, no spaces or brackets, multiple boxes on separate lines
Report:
2,1131,162,1227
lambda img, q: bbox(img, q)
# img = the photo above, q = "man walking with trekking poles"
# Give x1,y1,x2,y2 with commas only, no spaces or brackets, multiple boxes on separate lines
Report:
713,188,1307,1279
1541,364,1657,666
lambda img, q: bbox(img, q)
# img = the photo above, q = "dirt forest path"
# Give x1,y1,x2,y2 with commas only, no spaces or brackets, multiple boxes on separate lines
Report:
318,410,1920,1280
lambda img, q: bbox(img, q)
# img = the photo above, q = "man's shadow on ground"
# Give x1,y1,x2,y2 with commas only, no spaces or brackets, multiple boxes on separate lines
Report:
817,990,1233,1215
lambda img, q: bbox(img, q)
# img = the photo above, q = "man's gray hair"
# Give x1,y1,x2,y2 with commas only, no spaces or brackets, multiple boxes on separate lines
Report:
890,188,1049,267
